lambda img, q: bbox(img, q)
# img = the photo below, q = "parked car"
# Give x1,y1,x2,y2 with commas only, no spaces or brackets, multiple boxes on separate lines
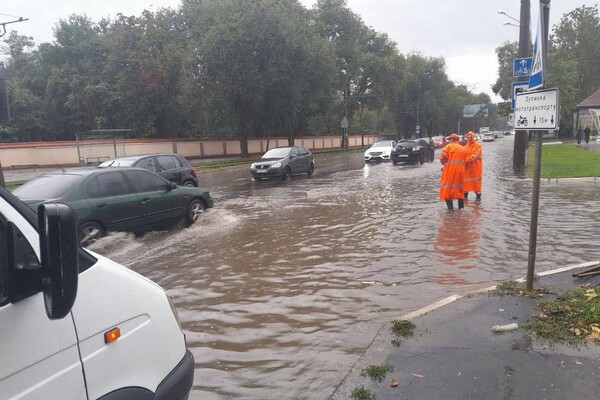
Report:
250,146,315,180
13,167,214,246
391,139,436,165
431,135,447,148
100,153,198,187
364,140,396,162
482,132,496,142
0,188,194,400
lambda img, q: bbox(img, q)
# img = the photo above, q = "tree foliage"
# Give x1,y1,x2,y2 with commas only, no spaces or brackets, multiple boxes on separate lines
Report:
1,0,492,147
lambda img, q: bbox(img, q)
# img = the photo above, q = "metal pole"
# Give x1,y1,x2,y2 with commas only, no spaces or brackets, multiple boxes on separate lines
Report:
526,0,550,290
513,0,531,170
526,131,542,290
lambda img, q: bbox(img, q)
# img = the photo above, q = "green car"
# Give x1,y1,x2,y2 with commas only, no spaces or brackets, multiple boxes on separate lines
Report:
13,167,214,246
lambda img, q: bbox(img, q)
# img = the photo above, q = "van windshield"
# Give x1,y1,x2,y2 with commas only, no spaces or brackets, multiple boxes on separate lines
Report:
13,174,84,200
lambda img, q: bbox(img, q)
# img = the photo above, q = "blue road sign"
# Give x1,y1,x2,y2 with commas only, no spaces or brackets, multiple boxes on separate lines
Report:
529,18,544,90
513,57,533,77
511,82,529,110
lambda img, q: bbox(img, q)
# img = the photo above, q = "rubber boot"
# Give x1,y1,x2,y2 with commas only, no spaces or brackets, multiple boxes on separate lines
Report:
445,200,454,210
476,193,481,201
458,199,464,209
464,192,468,200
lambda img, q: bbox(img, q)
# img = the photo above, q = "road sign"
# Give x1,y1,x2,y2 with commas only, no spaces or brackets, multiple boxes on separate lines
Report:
341,116,348,129
514,88,559,130
513,57,533,77
529,18,544,90
511,82,529,110
416,125,420,134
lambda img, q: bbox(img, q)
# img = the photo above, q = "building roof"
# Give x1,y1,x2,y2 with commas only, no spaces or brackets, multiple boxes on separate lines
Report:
577,88,600,108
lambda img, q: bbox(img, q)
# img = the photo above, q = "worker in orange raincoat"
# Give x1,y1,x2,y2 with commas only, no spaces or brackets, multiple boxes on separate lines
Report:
439,133,467,210
463,131,483,201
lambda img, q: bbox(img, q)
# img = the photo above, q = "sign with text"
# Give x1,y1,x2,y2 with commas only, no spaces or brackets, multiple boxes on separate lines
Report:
514,88,559,130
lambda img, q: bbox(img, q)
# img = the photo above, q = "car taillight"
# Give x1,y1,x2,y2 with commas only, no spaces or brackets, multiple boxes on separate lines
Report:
191,169,197,177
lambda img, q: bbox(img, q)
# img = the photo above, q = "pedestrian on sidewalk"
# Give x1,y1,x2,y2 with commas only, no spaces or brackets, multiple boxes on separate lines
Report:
463,131,482,201
584,126,591,143
439,133,466,210
576,127,583,144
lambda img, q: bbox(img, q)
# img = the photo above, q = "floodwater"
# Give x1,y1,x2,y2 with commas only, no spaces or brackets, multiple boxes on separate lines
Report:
90,138,600,399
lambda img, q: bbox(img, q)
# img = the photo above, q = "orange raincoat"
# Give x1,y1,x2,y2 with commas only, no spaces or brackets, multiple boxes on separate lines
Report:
439,140,466,200
464,134,482,193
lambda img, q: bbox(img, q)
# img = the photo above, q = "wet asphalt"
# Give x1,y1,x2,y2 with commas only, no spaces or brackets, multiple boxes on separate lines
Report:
329,264,600,400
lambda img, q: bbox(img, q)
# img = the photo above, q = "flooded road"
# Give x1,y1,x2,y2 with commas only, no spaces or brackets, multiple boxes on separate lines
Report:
91,138,600,399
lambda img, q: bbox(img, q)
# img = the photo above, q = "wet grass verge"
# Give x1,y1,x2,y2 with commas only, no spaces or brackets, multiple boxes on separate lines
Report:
350,386,375,400
489,280,546,298
526,143,600,178
4,180,26,191
390,319,415,346
360,363,394,382
523,284,600,346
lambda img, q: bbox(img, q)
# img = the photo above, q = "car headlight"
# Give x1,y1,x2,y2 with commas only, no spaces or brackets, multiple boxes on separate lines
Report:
271,162,282,168
251,163,256,168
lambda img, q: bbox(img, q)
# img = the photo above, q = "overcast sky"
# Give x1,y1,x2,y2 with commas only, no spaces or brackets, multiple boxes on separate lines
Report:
1,1,588,102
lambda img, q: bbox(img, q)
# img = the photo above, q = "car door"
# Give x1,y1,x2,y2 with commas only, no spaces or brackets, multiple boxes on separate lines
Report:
0,213,86,400
155,155,184,185
83,171,148,232
124,169,187,227
289,147,303,174
297,147,311,173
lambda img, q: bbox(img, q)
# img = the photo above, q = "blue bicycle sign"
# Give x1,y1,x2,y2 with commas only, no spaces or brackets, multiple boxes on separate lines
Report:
513,58,533,77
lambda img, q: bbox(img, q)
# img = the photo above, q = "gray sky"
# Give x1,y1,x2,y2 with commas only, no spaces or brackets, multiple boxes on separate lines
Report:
2,1,588,102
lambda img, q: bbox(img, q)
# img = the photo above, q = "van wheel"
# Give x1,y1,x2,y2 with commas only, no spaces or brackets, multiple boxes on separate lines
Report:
79,222,105,247
307,163,315,176
186,199,206,225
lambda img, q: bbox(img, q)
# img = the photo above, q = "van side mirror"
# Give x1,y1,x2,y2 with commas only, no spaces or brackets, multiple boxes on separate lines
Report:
38,203,79,320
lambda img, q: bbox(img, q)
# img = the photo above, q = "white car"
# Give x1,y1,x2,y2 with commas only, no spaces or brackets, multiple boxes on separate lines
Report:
364,140,396,162
482,132,496,142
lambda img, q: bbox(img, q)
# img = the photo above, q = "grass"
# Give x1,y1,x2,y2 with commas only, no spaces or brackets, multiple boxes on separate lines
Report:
526,143,600,178
350,386,375,400
4,180,26,192
489,280,546,298
360,363,393,382
522,284,600,346
390,319,415,346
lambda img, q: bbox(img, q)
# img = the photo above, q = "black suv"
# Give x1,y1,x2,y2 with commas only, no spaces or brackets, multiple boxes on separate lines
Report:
100,154,198,186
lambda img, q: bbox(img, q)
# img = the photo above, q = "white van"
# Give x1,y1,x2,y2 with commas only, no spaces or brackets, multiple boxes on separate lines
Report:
0,187,193,399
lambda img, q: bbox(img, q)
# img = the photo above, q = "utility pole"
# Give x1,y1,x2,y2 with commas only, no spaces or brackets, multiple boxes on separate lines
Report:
513,0,531,170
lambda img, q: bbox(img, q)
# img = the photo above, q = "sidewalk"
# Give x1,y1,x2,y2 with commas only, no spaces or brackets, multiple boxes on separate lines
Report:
330,263,600,400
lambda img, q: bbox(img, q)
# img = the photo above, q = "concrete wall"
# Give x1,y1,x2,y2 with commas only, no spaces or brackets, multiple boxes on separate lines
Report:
0,134,386,169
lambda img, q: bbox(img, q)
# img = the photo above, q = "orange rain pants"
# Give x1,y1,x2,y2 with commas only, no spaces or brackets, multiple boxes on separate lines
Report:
439,142,466,201
464,141,482,193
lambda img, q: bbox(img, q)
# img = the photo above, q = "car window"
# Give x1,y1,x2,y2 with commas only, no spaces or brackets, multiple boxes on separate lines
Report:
13,174,84,200
291,148,300,157
299,147,309,156
134,157,157,172
125,170,169,193
156,155,177,172
171,156,183,168
418,139,429,147
87,172,131,198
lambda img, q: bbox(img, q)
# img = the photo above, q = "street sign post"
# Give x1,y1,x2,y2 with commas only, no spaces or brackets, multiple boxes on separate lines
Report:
513,57,533,77
514,88,559,130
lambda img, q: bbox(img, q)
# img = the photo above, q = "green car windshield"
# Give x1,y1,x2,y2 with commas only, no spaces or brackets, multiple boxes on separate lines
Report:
13,174,84,200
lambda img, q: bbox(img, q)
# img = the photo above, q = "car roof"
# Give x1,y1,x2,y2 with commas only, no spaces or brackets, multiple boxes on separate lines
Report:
40,166,148,177
103,153,182,162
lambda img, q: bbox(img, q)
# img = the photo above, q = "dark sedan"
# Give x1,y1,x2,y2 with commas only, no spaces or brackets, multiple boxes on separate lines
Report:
13,167,213,246
391,139,436,165
100,153,199,187
250,146,315,180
